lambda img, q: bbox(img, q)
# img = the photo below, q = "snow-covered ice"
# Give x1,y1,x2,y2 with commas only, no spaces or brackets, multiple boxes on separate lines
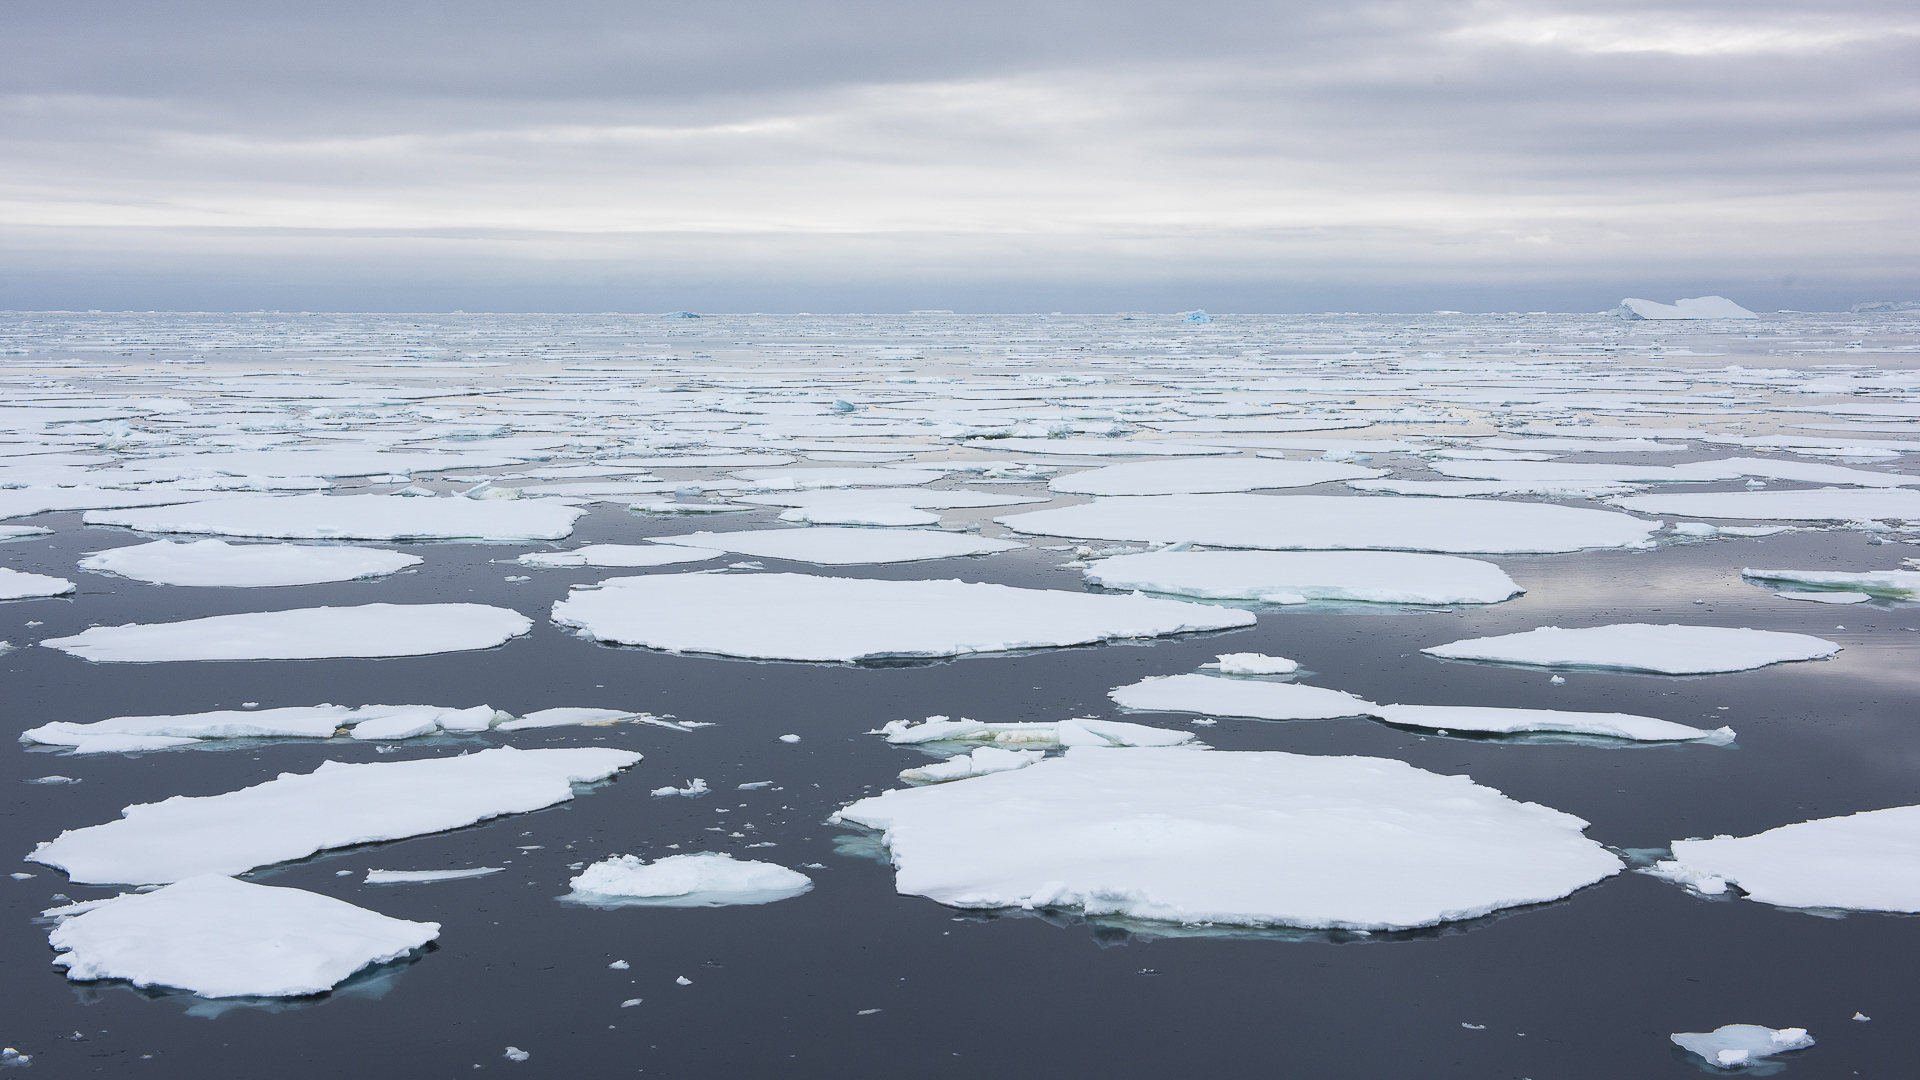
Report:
1200,652,1299,675
1084,550,1523,605
1421,624,1842,674
0,566,75,599
831,747,1622,930
1652,805,1920,912
40,603,533,661
79,539,422,587
20,703,512,752
1000,495,1661,553
876,715,1200,747
1610,295,1758,320
496,707,651,731
1376,704,1733,743
1110,673,1378,720
83,494,587,540
45,874,440,998
566,852,812,907
899,746,1044,782
552,572,1254,662
648,527,1026,564
1670,1025,1814,1069
29,747,642,884
517,544,723,568
1048,459,1384,496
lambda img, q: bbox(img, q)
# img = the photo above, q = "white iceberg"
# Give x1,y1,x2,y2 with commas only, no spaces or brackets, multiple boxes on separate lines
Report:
1421,624,1841,674
1670,1025,1814,1068
78,540,422,587
1653,805,1920,912
566,852,812,907
999,495,1660,553
831,747,1622,930
517,544,723,568
0,566,76,599
900,746,1044,783
1109,673,1378,720
876,715,1199,747
551,572,1255,662
40,603,533,662
83,494,586,541
1611,489,1920,522
1376,704,1733,743
648,527,1026,565
1610,296,1758,320
1741,568,1920,599
1049,459,1385,496
46,875,440,999
1085,550,1523,605
29,746,642,884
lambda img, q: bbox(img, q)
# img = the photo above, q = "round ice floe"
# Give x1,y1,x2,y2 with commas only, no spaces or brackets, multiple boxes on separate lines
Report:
1610,488,1920,522
81,493,587,540
1085,550,1523,605
1654,805,1920,912
550,572,1255,662
566,853,812,907
79,539,422,587
1049,459,1384,496
1420,624,1841,675
0,566,76,599
832,747,1622,931
40,603,534,662
649,527,1025,565
47,875,440,999
1110,673,1378,720
999,494,1660,554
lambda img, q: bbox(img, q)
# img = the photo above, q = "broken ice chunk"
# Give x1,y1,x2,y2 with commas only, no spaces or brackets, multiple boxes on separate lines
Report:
651,778,709,797
364,867,503,884
82,493,585,541
1742,567,1920,599
498,708,649,731
899,747,1044,783
876,715,1200,748
1651,805,1920,912
0,566,76,600
1200,653,1299,675
648,527,1025,565
1421,624,1841,675
565,852,812,907
517,544,722,569
1669,1025,1813,1069
1774,591,1872,605
1110,673,1378,721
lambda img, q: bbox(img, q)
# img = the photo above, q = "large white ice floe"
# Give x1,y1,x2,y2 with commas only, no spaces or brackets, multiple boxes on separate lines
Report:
1111,673,1378,720
1648,805,1920,912
1421,624,1841,674
40,603,533,662
516,544,722,568
82,494,587,540
876,715,1201,748
1048,459,1384,496
0,566,76,599
551,572,1254,662
566,852,812,907
999,495,1660,553
1609,295,1758,320
963,438,1232,456
1376,704,1733,743
29,746,642,884
648,527,1026,564
78,539,422,587
1670,1026,1814,1069
1610,489,1920,522
1084,550,1523,605
14,703,635,752
45,875,440,999
1741,567,1920,599
831,747,1622,930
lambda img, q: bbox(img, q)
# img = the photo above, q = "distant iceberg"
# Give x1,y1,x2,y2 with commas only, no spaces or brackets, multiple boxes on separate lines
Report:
1608,296,1757,320
1850,300,1920,313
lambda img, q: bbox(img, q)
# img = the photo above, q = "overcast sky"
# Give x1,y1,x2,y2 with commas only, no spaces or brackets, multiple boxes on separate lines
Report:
2,0,1915,312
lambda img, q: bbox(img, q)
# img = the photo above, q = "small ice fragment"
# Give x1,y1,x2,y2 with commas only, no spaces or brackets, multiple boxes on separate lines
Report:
858,1008,882,1015
1,1049,30,1066
568,853,811,907
1200,653,1299,676
609,960,629,969
10,873,34,880
1669,1025,1813,1068
336,870,352,876
1549,676,1565,684
737,781,773,789
1774,591,1872,605
676,976,692,985
1461,1023,1485,1030
1852,1012,1869,1021
24,775,81,784
651,779,709,797
779,734,800,743
620,998,642,1008
365,868,504,884
504,1047,530,1062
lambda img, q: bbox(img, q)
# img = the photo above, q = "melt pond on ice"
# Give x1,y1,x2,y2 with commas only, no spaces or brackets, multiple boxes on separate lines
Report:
79,539,422,587
40,603,533,662
1421,624,1841,675
1084,550,1523,605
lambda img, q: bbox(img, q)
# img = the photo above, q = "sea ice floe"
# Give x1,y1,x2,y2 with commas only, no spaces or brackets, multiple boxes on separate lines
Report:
1420,624,1842,674
516,544,724,568
1649,805,1920,912
963,438,1233,456
1084,550,1523,605
1347,479,1643,499
78,539,422,587
29,747,642,884
999,494,1661,553
1669,1025,1814,1069
726,466,946,489
1200,652,1299,675
495,707,654,731
831,747,1622,930
45,874,440,999
40,603,533,661
1610,489,1920,522
1376,705,1733,743
1774,590,1872,605
1048,459,1385,496
648,527,1026,565
733,487,1048,526
0,566,76,599
876,715,1201,747
900,747,1044,783
1109,673,1378,720
551,572,1254,662
1742,568,1920,599
566,852,812,907
82,494,587,540
365,867,503,883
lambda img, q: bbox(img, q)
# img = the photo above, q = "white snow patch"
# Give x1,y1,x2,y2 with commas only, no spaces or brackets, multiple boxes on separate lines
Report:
365,867,503,883
1200,653,1300,675
1086,550,1522,605
1775,590,1872,604
899,747,1046,782
41,603,532,662
1421,624,1841,674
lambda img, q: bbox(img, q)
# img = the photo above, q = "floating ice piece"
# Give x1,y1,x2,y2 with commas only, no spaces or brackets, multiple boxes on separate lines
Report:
1140,418,1374,434
1610,296,1758,320
627,500,748,514
497,707,655,731
1049,459,1384,496
1348,479,1643,499
83,494,586,540
0,566,76,599
29,747,642,884
963,438,1233,456
1085,550,1523,605
900,747,1044,783
646,527,1025,565
1611,489,1920,522
1200,653,1299,675
876,715,1199,747
1653,805,1920,912
78,539,422,587
348,709,443,741
1775,590,1872,605
735,488,1047,526
365,867,503,883
0,525,53,539
651,778,709,797
516,544,723,568
20,704,507,752
45,874,440,998
727,466,946,489
1422,624,1840,674
552,572,1253,663
1742,568,1920,599
832,747,1622,930
41,603,533,662
1670,1025,1814,1068
1377,704,1732,743
566,852,812,907
1110,673,1378,720
1000,495,1660,553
